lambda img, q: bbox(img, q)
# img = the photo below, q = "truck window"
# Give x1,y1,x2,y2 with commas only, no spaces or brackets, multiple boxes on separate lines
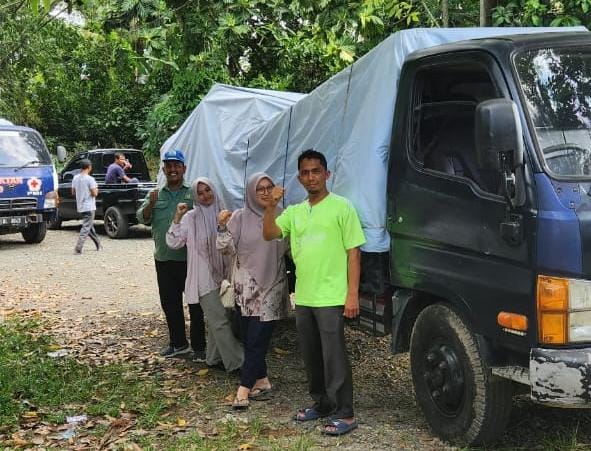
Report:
62,156,87,181
515,46,591,178
0,130,52,166
411,63,502,194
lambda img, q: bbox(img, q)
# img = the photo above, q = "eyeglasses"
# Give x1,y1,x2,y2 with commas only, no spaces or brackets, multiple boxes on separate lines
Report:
255,185,274,194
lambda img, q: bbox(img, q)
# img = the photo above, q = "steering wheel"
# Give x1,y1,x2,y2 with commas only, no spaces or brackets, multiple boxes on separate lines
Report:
542,143,591,176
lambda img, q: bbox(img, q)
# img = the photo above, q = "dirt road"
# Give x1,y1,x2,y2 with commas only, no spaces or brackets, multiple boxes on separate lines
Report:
1,224,590,449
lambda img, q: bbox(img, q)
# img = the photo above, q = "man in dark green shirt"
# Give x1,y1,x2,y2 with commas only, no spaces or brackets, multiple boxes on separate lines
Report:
137,149,205,360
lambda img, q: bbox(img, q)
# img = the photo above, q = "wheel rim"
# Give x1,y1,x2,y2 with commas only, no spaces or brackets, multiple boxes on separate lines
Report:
422,343,465,416
105,212,118,235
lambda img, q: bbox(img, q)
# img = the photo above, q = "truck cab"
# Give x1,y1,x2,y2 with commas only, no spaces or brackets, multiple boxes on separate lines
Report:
0,122,65,243
374,32,591,445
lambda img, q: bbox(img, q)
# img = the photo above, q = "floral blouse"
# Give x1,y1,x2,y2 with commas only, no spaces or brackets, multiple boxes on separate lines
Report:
216,230,290,322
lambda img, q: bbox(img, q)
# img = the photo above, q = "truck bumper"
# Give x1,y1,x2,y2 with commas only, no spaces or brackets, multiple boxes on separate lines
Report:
0,213,43,229
530,347,591,406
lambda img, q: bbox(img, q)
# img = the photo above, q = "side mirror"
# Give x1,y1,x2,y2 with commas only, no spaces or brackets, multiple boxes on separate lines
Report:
475,99,523,171
57,145,67,163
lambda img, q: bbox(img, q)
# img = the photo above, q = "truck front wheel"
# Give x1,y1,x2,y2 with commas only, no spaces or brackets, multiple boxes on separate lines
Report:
104,206,129,239
21,222,47,244
410,304,513,446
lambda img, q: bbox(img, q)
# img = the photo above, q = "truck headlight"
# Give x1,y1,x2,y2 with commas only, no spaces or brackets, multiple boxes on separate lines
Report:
44,190,59,209
537,275,591,344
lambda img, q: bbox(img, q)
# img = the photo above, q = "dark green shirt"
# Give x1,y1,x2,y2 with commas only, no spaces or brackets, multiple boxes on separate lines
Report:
136,182,193,261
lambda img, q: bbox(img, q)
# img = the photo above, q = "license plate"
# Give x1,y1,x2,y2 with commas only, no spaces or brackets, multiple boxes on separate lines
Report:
0,216,26,226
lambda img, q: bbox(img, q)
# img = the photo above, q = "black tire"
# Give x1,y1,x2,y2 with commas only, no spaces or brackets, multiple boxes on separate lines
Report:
21,221,47,244
104,206,129,239
47,212,62,230
410,304,513,446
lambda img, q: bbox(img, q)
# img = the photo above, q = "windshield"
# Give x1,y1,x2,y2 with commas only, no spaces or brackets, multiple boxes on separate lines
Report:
0,129,52,167
514,47,591,178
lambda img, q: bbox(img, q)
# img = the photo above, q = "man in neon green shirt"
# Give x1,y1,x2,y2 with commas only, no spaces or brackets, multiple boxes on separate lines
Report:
263,149,365,436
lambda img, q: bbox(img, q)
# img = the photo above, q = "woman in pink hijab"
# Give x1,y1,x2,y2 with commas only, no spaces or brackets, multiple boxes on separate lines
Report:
167,177,244,373
217,172,290,409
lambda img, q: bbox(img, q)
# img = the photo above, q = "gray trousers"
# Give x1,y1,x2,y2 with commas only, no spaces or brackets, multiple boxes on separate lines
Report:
295,305,354,419
75,211,100,252
200,289,244,372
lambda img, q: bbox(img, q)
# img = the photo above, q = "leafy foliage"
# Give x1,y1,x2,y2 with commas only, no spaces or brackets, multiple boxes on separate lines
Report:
3,0,590,157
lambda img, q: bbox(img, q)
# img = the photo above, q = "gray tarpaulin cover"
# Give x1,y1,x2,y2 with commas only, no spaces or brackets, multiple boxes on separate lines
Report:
159,27,586,252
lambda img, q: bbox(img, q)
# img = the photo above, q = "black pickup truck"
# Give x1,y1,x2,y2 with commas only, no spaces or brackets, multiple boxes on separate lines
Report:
51,149,156,238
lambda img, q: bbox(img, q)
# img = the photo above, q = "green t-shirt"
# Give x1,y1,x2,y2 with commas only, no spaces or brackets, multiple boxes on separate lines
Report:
136,182,193,262
276,193,366,307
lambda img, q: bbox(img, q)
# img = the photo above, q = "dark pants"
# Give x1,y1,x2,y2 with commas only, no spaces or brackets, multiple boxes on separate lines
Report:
238,307,275,389
155,259,205,351
75,211,100,252
295,305,354,419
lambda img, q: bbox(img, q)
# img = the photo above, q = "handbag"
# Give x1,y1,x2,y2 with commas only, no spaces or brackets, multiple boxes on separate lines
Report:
219,255,238,309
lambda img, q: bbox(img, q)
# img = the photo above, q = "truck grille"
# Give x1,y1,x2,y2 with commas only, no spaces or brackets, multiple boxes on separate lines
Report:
0,198,38,211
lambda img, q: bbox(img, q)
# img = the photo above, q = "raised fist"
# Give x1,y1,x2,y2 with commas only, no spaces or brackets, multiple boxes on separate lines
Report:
269,186,285,207
218,209,232,226
148,189,159,205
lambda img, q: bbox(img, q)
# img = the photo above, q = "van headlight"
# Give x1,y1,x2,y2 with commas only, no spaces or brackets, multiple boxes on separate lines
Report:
537,276,591,344
44,190,59,209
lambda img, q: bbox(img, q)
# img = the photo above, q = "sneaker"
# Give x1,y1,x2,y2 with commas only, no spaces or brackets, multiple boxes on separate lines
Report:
192,350,206,363
159,344,191,358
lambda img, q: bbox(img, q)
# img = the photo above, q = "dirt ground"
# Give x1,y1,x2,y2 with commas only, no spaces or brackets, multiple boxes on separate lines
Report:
1,223,590,450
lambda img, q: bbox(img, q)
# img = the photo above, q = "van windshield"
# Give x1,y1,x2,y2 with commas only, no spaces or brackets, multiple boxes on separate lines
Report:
0,129,52,167
515,47,591,178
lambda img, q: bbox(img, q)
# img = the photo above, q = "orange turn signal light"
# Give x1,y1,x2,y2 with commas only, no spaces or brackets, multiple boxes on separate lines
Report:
537,276,569,344
497,311,528,331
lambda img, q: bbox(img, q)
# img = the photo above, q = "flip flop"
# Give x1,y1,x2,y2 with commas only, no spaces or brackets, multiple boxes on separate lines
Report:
249,386,272,400
322,418,358,436
232,397,249,410
294,407,328,422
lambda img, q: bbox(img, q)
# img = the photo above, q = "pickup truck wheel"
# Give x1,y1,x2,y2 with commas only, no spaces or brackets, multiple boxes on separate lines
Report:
21,222,47,244
410,304,513,446
104,206,129,239
47,212,62,229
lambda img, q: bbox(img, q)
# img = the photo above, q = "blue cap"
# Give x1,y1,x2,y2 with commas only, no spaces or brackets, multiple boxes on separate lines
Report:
162,149,185,164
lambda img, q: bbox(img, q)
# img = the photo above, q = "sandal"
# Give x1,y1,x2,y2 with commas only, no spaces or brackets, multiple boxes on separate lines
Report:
232,397,249,410
323,418,358,436
294,407,328,422
249,386,272,400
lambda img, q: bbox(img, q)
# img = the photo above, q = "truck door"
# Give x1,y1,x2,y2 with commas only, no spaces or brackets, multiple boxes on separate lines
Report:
388,52,535,342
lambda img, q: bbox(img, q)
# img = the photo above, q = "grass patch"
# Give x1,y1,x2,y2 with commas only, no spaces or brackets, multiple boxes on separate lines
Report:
158,418,317,451
0,318,165,429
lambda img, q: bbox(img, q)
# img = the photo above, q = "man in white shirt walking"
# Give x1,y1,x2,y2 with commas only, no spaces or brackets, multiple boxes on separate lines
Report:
71,159,101,254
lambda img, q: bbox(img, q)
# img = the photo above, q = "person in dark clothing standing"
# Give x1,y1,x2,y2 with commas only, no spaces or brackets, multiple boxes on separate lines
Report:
136,149,206,360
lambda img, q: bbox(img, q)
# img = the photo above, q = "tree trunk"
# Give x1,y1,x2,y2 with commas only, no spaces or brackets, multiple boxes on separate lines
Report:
480,0,494,26
441,0,449,27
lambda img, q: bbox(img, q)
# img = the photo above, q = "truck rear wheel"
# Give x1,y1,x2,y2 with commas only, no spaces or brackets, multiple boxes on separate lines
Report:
410,304,513,446
104,206,129,239
21,222,47,244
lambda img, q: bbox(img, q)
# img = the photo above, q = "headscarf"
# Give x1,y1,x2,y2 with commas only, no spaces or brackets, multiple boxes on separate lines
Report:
227,172,287,290
192,177,225,284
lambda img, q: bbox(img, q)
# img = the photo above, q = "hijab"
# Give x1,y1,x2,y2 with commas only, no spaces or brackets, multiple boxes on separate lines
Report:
227,172,287,290
192,177,225,284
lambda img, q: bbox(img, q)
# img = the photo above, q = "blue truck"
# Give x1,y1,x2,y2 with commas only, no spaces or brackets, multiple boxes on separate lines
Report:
0,120,65,243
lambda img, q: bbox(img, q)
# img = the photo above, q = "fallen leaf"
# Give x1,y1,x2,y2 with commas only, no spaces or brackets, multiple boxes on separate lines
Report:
177,418,187,427
196,368,209,376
